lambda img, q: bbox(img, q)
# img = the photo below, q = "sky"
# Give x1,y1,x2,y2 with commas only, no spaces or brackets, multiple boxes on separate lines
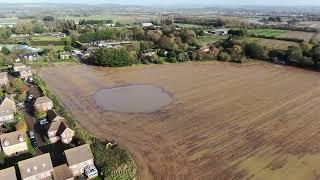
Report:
0,0,319,7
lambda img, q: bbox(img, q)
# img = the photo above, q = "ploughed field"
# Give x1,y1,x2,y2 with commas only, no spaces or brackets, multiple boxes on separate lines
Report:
39,62,320,180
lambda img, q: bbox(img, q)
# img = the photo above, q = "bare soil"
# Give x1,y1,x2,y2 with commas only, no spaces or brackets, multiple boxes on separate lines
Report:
39,62,320,180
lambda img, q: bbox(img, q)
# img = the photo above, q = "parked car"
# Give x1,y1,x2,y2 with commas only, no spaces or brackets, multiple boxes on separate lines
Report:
39,118,49,126
16,102,25,108
27,94,34,102
27,77,34,83
28,131,38,149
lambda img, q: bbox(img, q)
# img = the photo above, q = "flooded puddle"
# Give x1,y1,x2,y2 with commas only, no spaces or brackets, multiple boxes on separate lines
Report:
93,85,173,113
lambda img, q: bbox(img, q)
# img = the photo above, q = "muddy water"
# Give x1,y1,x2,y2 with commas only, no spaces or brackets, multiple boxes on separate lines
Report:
93,85,173,113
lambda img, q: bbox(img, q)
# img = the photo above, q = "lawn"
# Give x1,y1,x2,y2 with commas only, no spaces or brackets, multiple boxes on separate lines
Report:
35,45,65,51
31,36,70,42
248,29,288,37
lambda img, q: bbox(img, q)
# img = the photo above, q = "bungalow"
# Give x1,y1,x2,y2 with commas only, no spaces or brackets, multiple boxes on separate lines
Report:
46,110,75,144
20,52,38,61
64,144,98,178
140,51,156,59
0,166,17,180
0,72,9,86
53,164,74,180
34,96,53,113
18,153,54,180
208,29,229,36
0,94,17,125
0,131,28,156
141,23,154,27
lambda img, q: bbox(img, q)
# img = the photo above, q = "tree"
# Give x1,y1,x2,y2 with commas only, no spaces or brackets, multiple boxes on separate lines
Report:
180,29,197,45
32,23,44,33
244,43,268,60
17,93,27,103
43,16,54,22
0,151,4,165
11,78,24,92
311,46,320,68
159,36,174,51
287,46,303,64
93,48,134,67
1,46,10,55
64,45,72,52
0,88,3,99
15,119,27,131
230,45,243,62
146,30,162,43
139,41,155,51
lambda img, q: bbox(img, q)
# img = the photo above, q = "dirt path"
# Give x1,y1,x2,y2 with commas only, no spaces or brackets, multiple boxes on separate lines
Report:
39,62,320,180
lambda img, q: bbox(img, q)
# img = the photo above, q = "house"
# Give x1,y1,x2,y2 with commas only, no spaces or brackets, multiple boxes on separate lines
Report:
53,164,74,180
34,96,53,113
0,131,28,156
18,67,32,80
59,51,72,60
13,63,26,72
141,23,154,27
0,166,17,180
0,94,17,125
0,72,9,86
208,29,229,36
18,153,54,180
64,144,98,178
12,63,32,79
20,52,38,61
46,110,75,144
140,51,156,59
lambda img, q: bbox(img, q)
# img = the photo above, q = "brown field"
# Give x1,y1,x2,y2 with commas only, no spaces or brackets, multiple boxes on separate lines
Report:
248,38,299,50
279,31,315,42
39,62,320,180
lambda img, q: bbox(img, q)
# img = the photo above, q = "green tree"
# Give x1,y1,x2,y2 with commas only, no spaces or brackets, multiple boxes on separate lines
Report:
244,43,268,60
287,46,303,64
11,78,24,92
1,46,10,55
93,48,134,67
311,46,320,68
159,36,174,51
218,51,231,62
64,45,72,52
